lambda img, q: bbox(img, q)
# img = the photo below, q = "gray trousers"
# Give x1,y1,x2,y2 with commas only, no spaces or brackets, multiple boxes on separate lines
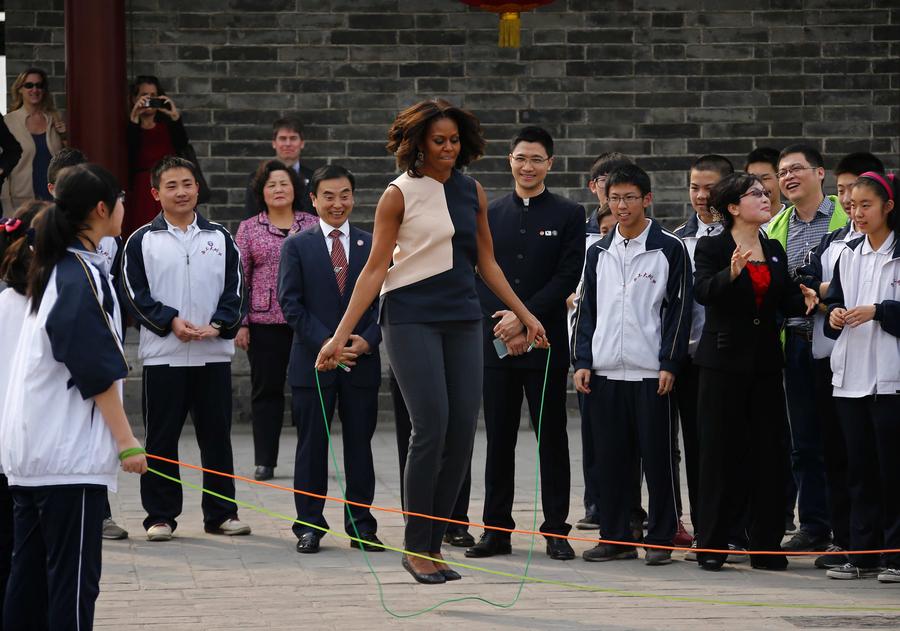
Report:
382,319,482,553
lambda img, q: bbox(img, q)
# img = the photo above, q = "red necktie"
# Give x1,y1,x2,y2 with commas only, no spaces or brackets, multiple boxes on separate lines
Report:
330,229,347,294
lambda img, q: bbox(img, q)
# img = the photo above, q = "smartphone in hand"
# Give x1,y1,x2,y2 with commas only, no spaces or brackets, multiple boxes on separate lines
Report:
492,337,508,359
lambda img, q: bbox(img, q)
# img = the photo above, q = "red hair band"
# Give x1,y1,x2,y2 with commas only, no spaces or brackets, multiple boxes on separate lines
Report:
859,171,895,202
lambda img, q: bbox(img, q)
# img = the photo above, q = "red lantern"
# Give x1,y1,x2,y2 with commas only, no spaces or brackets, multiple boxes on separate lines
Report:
460,1,556,48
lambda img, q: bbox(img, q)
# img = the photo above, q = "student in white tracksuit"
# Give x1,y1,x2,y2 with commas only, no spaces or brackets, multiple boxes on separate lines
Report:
573,164,692,566
0,164,146,630
0,201,48,625
824,171,900,584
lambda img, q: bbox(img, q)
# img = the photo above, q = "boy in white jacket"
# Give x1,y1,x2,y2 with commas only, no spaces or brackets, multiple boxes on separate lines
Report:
121,156,249,542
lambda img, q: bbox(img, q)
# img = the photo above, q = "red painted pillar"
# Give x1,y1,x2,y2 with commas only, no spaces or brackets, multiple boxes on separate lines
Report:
64,0,128,188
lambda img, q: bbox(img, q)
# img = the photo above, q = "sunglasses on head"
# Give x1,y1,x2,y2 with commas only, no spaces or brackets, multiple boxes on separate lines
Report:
22,81,45,90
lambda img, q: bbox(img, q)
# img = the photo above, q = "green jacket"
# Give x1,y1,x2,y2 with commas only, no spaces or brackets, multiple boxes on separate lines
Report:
764,194,848,249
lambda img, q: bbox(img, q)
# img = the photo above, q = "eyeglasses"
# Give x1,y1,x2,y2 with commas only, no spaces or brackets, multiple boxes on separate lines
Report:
591,176,607,185
740,188,768,199
22,82,45,90
777,165,815,179
608,194,643,206
511,155,549,166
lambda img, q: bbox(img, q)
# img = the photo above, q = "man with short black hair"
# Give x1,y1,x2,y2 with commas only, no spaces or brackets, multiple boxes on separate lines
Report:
673,154,734,555
278,164,382,555
466,126,584,561
244,117,313,217
121,155,249,542
574,164,691,565
766,144,848,553
745,147,783,216
833,152,885,213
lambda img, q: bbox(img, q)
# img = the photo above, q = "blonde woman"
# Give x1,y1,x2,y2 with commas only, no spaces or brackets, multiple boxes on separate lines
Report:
2,68,66,213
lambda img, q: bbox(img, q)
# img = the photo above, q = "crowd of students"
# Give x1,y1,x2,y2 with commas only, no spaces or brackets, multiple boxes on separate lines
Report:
0,95,897,628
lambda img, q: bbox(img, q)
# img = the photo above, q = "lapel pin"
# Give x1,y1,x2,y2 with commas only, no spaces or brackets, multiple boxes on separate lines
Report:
357,239,364,246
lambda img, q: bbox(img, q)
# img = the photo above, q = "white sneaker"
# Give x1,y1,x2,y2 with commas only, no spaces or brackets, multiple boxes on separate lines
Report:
878,568,900,583
726,543,749,564
146,523,173,542
206,518,251,536
684,539,697,561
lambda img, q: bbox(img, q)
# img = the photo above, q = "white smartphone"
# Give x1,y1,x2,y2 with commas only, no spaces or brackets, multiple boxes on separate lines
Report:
492,337,509,359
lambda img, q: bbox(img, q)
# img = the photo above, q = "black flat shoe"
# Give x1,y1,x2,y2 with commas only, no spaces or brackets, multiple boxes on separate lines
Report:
254,466,274,481
402,555,446,585
443,529,476,548
350,532,384,552
439,568,462,581
295,531,320,554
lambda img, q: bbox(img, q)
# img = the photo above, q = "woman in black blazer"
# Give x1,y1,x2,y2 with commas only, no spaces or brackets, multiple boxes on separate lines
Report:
693,173,818,571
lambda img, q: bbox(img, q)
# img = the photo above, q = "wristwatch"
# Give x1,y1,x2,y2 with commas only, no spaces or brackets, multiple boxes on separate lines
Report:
210,321,222,331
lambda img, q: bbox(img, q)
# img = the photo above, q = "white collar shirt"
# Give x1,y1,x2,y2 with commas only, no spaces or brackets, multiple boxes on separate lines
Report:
834,231,896,398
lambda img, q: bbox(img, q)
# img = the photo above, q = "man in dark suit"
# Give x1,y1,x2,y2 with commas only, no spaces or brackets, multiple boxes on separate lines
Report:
277,164,382,554
466,126,585,561
245,117,314,217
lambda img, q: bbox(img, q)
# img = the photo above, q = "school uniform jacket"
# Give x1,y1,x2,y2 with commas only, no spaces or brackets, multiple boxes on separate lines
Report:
277,224,381,389
674,213,723,358
824,233,900,395
572,218,692,380
692,230,808,375
120,211,245,366
0,246,127,490
796,221,857,359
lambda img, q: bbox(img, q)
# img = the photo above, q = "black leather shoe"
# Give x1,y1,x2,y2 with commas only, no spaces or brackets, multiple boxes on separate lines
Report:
465,532,512,558
295,531,320,554
546,537,575,560
697,553,725,571
350,532,384,552
254,466,274,481
443,528,476,548
401,555,445,584
751,556,788,571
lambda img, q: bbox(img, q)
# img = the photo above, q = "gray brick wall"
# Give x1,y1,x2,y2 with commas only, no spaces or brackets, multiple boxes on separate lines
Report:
6,0,900,235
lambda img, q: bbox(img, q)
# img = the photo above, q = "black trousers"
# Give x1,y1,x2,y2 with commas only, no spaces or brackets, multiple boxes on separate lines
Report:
697,368,789,565
389,371,471,526
585,376,676,546
0,475,11,630
814,358,851,550
835,394,900,569
4,485,105,631
673,360,700,529
141,363,238,531
482,364,571,536
247,323,292,467
291,378,378,539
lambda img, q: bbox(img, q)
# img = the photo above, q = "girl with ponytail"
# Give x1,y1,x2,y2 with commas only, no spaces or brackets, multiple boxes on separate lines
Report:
823,171,900,583
0,199,47,625
0,163,147,630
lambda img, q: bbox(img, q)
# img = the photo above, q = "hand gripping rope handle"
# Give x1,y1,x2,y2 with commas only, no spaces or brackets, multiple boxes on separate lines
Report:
145,344,900,616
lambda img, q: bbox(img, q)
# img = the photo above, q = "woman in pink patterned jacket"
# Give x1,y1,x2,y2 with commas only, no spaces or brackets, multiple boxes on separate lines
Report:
235,160,318,481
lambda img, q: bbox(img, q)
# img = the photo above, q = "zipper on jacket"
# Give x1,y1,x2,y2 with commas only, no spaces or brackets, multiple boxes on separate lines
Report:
620,240,628,375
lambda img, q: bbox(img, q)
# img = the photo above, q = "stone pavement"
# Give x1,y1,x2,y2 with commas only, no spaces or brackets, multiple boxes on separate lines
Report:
99,422,900,631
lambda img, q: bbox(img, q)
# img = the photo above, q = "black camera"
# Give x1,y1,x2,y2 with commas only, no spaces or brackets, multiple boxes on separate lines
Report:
146,97,170,109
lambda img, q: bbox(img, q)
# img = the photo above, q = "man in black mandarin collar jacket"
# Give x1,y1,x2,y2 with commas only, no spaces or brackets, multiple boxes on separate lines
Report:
469,126,585,561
